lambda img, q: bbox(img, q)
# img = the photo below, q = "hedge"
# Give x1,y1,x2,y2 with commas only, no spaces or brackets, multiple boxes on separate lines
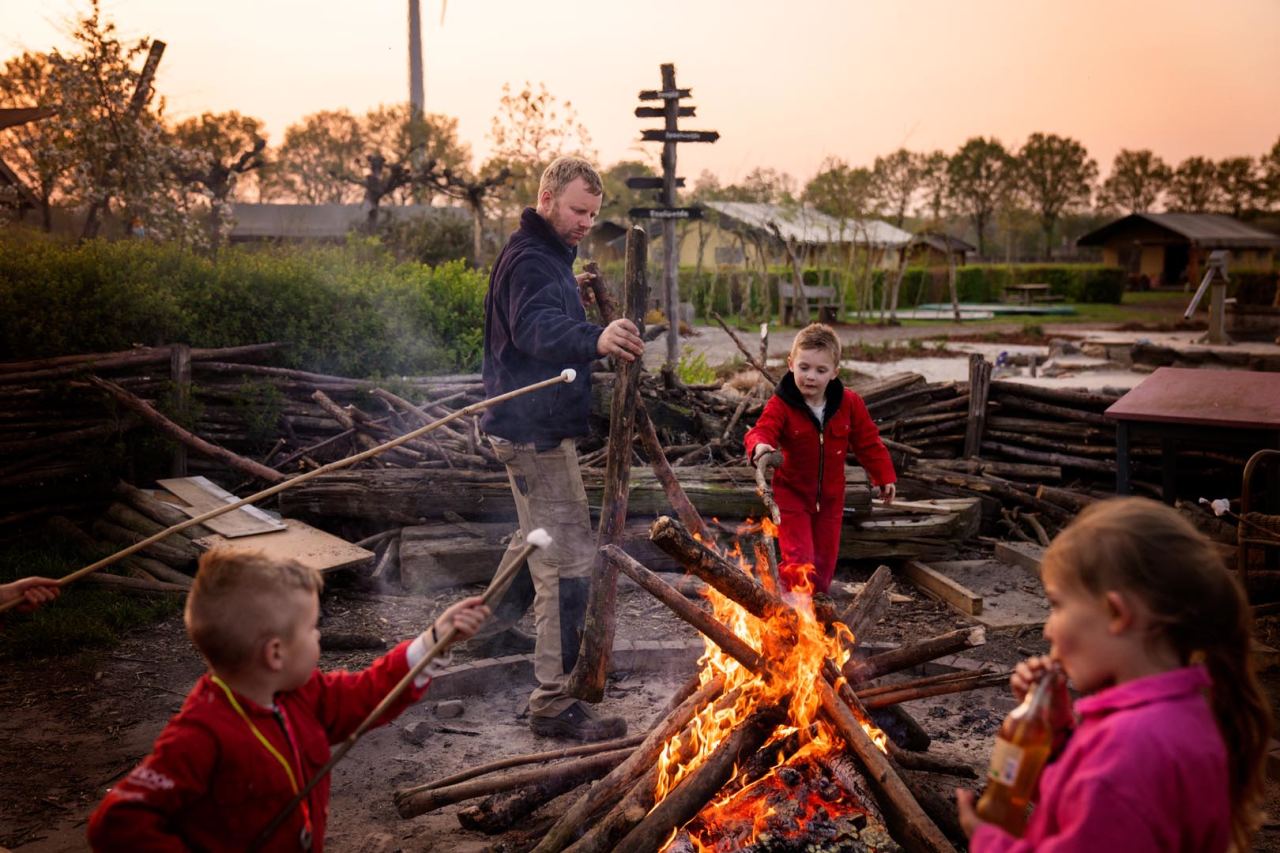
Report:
0,233,489,376
1227,269,1280,306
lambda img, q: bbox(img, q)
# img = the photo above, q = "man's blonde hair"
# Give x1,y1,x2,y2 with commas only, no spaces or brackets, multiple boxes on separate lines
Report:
184,547,323,672
790,323,841,364
538,156,602,200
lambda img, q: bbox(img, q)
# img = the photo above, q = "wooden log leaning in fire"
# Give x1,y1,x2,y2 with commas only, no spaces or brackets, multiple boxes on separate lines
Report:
567,226,648,702
611,702,788,853
844,626,987,683
85,375,286,484
530,674,726,853
817,668,959,853
839,564,893,641
649,516,786,622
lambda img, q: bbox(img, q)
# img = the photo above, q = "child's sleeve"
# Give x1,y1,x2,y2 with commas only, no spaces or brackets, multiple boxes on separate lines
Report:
970,777,1161,853
87,722,217,851
846,393,896,487
744,395,786,461
310,639,432,743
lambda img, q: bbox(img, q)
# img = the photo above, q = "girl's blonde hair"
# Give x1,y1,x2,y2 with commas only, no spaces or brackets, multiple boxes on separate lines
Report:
1043,497,1270,849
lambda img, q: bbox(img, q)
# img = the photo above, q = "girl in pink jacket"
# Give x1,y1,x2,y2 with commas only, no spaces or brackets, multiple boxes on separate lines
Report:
957,497,1271,852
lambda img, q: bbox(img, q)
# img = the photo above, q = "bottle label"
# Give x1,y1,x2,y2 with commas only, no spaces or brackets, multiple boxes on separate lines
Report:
988,737,1025,786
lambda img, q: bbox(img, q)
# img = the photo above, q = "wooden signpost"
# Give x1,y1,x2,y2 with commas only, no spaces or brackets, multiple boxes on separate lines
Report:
632,63,718,367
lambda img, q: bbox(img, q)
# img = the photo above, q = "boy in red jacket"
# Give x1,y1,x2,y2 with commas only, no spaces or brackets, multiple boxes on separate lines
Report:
744,323,896,594
88,547,489,852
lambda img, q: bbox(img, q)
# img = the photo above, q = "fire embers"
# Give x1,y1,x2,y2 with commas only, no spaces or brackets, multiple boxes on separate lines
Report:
665,754,901,853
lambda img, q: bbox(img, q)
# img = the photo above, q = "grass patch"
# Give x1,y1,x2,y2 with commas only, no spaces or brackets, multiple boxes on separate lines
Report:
0,534,181,660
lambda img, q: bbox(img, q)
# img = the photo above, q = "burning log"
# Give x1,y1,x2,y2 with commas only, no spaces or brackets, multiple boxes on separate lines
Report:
612,702,788,853
649,516,785,621
531,675,726,853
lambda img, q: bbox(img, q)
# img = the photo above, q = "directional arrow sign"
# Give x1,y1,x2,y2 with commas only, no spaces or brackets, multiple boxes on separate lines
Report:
637,88,691,100
640,129,720,143
629,206,703,221
634,106,696,118
625,176,686,190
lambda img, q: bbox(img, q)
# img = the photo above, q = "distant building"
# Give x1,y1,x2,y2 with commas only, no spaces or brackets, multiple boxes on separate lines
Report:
581,219,629,263
666,201,911,271
228,203,467,243
1076,213,1280,286
906,231,976,267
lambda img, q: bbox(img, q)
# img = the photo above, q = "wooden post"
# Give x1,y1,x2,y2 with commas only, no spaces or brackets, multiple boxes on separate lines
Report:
963,352,991,459
947,245,961,323
661,62,680,369
567,227,648,702
170,344,191,476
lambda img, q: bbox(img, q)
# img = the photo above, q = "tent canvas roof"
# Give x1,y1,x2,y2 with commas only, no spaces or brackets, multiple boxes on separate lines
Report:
1077,212,1280,249
702,201,911,247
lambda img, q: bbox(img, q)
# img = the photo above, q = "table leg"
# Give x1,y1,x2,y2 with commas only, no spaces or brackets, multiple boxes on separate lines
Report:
1115,422,1130,495
1160,435,1176,504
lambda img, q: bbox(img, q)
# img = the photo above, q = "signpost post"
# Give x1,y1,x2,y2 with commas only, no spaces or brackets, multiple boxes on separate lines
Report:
631,63,718,368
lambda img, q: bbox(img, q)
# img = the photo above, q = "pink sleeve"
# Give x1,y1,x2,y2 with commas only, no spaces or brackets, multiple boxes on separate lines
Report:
309,639,431,742
846,393,896,486
743,396,786,462
971,778,1164,853
88,722,217,851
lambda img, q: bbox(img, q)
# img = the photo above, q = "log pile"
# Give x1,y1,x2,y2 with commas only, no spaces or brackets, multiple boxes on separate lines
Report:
389,517,1000,852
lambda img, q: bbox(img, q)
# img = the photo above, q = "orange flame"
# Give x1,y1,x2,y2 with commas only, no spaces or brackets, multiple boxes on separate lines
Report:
655,522,888,849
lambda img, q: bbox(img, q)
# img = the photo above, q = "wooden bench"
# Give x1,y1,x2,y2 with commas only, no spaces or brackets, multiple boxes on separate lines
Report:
778,280,838,325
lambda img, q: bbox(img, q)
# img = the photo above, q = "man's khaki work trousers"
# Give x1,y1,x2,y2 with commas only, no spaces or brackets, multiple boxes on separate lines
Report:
488,437,593,717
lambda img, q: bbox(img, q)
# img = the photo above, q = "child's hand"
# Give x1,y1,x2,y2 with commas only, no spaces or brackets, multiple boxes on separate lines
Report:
1012,655,1073,733
878,483,897,504
429,596,491,647
0,577,61,613
955,788,985,838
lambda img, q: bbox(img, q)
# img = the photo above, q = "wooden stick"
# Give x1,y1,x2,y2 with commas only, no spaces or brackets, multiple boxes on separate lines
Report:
395,747,633,818
649,516,782,621
0,342,281,384
400,734,646,798
611,702,786,853
839,564,893,641
861,671,1009,709
817,676,957,853
844,626,987,683
530,674,725,853
87,375,286,483
711,311,776,386
0,371,577,614
567,227,647,702
256,530,551,847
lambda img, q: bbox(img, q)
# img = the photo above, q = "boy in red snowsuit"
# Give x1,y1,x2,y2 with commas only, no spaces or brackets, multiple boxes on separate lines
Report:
744,323,896,593
88,547,489,852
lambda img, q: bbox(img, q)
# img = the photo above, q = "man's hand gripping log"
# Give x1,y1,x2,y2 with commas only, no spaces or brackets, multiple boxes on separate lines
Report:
0,369,579,614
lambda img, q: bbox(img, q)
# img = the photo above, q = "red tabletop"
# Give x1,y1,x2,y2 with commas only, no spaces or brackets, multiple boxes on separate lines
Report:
1105,367,1280,430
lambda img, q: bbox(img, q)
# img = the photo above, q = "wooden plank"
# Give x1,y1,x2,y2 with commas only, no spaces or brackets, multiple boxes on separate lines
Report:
927,559,1048,628
158,476,286,538
194,518,372,574
898,560,983,616
994,541,1045,577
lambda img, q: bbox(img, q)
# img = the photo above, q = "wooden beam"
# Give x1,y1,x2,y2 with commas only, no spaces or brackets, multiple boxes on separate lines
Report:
898,560,983,616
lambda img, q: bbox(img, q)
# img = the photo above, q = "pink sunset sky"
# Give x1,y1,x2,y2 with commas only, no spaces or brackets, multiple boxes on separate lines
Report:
2,0,1277,185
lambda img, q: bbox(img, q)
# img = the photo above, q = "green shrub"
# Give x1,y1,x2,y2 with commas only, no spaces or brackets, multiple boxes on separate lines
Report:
1228,269,1279,305
0,232,490,376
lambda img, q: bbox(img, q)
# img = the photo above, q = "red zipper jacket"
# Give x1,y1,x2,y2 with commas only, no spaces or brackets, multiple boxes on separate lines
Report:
744,372,895,514
87,640,429,852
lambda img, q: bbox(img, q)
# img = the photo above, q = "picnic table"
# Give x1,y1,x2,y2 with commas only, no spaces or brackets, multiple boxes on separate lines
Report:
1006,283,1051,304
1104,367,1280,502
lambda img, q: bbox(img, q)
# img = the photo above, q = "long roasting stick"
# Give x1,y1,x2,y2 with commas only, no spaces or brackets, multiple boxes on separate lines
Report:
253,529,552,849
0,370,578,614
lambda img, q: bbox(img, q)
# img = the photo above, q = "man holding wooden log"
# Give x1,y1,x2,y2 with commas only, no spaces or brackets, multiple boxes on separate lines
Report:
480,156,644,741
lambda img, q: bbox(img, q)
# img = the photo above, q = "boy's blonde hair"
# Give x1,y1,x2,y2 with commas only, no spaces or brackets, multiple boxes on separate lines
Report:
789,323,841,364
184,547,323,673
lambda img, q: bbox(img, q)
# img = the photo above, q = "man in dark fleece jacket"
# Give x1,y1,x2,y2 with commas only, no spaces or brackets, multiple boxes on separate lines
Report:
479,156,643,741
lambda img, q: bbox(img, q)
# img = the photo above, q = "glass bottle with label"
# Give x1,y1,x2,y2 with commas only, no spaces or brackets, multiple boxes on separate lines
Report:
976,665,1063,836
